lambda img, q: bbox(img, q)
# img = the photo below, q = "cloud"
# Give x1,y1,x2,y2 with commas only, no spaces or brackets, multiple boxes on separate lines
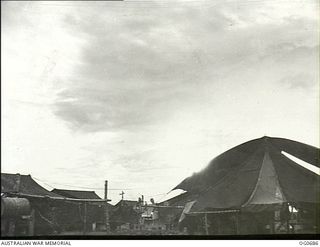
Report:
281,73,318,90
53,0,318,133
2,0,319,202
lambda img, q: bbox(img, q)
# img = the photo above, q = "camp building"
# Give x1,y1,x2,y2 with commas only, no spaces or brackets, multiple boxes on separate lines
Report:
164,136,319,235
1,173,110,236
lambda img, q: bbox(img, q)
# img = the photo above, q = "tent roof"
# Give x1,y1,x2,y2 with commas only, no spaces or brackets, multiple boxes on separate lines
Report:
1,173,62,198
173,136,320,212
51,188,101,199
114,200,138,208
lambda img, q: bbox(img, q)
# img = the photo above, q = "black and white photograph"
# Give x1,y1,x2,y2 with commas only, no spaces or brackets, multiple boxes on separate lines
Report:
1,0,319,240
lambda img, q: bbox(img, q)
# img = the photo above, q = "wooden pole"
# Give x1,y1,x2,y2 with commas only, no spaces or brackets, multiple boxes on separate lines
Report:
105,203,110,233
28,209,35,236
290,205,294,233
104,180,110,233
270,217,274,234
286,204,290,234
83,202,87,235
104,180,108,200
104,202,110,232
235,213,240,235
204,213,209,235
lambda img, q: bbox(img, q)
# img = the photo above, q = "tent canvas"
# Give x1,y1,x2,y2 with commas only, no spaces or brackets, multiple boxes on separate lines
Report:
172,136,319,213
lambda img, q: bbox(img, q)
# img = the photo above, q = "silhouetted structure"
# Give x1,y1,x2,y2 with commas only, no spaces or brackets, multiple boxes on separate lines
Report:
169,137,320,235
1,173,110,236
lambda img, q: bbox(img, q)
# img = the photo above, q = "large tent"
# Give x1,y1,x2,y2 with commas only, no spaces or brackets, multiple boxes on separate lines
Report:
172,136,319,213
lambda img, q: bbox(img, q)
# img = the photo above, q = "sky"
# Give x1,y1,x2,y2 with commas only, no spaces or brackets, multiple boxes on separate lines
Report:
2,0,319,204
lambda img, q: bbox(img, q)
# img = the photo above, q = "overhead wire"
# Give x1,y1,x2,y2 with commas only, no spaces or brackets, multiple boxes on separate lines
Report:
32,177,132,191
33,176,176,204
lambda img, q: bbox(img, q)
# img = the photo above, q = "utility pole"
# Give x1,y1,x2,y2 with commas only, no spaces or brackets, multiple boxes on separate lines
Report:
104,180,110,233
119,191,125,200
104,180,108,200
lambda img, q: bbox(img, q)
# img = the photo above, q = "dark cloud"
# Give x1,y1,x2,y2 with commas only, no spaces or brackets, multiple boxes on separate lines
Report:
52,1,318,133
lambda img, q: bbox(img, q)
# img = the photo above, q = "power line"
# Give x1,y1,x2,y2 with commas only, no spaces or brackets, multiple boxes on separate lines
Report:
32,177,132,191
33,177,173,202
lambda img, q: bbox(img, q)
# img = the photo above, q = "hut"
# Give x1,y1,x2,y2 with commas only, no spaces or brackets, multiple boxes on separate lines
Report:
1,173,110,236
1,173,63,236
110,200,141,231
51,188,113,232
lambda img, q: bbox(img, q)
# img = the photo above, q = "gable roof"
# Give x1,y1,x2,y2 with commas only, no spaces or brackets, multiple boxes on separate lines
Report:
51,188,101,199
1,173,62,198
115,199,138,208
173,136,320,212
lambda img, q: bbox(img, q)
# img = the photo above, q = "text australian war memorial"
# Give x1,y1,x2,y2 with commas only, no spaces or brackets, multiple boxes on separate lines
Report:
1,136,319,237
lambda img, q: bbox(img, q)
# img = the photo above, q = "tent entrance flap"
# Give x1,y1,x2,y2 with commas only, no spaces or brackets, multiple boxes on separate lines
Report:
242,151,286,211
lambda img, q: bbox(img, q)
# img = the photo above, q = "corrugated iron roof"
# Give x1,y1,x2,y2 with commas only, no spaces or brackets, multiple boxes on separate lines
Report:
51,188,101,199
1,173,62,198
